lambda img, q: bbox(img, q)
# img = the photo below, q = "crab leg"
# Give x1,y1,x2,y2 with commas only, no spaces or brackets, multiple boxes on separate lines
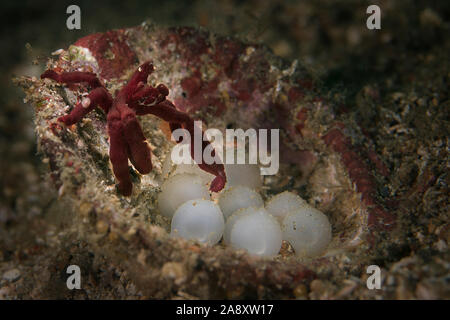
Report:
107,107,133,196
159,99,182,140
58,87,113,125
131,84,168,105
133,96,181,138
136,100,226,191
122,61,154,99
41,70,103,88
118,103,153,175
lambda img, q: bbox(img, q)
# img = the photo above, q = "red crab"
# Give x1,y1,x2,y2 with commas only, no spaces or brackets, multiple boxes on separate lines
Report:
41,61,226,196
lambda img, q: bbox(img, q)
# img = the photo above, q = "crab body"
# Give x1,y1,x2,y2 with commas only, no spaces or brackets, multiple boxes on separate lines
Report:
41,61,226,196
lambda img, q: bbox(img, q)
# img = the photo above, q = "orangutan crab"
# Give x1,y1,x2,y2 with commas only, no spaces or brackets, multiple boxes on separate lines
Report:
41,61,226,196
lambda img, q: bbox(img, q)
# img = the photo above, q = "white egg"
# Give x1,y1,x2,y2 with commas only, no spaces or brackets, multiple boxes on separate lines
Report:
170,199,225,245
218,186,264,219
158,173,210,218
227,207,282,257
223,208,248,244
221,142,261,190
282,206,332,258
172,163,214,184
266,191,308,222
224,163,262,189
161,148,214,184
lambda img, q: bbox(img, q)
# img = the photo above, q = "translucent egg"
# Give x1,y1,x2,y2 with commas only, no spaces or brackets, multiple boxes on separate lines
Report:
158,173,210,218
224,163,262,190
266,191,308,222
223,209,248,244
161,148,214,184
172,163,214,184
226,207,282,257
170,199,225,245
282,206,332,258
218,186,264,219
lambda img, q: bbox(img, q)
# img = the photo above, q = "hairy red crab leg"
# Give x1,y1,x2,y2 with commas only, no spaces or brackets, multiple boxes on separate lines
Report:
163,101,183,140
58,87,112,126
131,84,168,104
130,91,182,138
122,61,178,166
41,70,113,125
125,61,182,144
119,105,153,175
41,70,104,88
105,84,153,195
122,61,155,99
135,100,226,192
106,104,133,196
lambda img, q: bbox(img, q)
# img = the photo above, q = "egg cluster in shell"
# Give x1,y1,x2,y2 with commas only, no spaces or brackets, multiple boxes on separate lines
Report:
157,149,332,258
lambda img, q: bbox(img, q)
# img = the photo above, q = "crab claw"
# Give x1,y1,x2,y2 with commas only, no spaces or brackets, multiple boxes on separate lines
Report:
210,173,226,192
124,61,155,98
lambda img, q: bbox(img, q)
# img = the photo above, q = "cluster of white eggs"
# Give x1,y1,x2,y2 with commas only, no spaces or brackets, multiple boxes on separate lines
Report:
157,151,332,258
